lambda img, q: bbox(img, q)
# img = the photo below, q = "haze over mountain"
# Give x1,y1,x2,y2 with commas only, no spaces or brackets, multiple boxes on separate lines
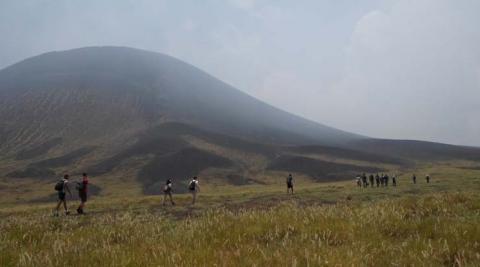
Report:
2,0,479,147
1,47,479,194
0,47,358,151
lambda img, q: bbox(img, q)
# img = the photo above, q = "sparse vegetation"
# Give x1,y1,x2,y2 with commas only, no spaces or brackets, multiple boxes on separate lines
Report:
1,163,479,266
0,192,479,266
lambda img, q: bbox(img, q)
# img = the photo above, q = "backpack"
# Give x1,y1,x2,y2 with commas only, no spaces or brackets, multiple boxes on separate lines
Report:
76,182,85,191
163,184,171,193
54,180,64,191
188,180,196,190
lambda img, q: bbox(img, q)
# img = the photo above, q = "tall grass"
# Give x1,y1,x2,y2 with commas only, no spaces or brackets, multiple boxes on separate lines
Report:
1,192,479,266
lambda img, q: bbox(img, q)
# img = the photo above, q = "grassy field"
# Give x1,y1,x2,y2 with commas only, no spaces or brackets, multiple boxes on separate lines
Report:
1,162,480,266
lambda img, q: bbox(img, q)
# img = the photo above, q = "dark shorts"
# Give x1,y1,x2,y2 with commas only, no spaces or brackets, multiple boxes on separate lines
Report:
287,183,293,188
58,192,66,201
79,192,87,202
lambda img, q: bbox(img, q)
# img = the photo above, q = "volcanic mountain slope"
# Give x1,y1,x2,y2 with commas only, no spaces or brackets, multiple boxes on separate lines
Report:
0,46,359,154
0,46,479,196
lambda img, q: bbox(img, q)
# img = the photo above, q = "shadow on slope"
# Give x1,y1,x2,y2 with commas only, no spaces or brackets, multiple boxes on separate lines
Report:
268,155,384,182
90,123,417,193
88,122,275,176
140,148,233,195
15,138,62,160
288,145,408,166
7,147,94,178
7,167,56,179
144,122,277,157
31,147,94,168
88,123,245,193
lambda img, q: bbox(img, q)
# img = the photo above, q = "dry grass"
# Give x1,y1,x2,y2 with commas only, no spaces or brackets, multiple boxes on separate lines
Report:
1,161,480,266
1,192,479,266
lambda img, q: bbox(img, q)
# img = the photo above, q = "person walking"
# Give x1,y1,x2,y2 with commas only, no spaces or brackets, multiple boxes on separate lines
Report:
375,174,380,187
392,175,397,187
425,175,430,183
188,176,200,205
412,174,417,184
356,174,362,187
54,174,72,216
369,174,374,188
362,173,368,187
286,174,294,194
385,174,389,187
163,179,175,206
76,173,89,214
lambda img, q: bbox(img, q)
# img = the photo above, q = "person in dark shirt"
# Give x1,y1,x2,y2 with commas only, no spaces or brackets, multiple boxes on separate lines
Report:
286,174,294,194
77,173,89,214
362,173,368,187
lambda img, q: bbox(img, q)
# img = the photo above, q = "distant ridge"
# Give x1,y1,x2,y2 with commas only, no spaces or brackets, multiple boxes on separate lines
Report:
1,46,479,194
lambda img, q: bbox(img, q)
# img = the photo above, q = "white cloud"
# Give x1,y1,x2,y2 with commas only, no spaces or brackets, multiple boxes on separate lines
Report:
321,0,480,145
182,19,196,32
228,0,257,10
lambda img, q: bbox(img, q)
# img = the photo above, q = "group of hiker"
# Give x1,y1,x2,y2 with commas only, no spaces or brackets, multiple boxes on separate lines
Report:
356,173,397,187
53,173,294,216
53,174,200,215
163,174,297,207
53,173,88,216
161,176,200,206
53,171,432,216
356,173,431,188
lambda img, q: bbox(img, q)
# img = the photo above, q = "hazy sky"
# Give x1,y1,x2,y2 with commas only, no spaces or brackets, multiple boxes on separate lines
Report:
1,0,479,146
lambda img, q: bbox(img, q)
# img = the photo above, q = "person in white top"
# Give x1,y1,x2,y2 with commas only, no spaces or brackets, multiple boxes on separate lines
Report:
188,176,200,205
163,179,175,206
54,174,72,216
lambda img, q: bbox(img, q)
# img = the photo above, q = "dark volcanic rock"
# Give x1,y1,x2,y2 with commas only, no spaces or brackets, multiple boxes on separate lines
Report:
140,148,233,194
7,167,56,178
268,155,383,182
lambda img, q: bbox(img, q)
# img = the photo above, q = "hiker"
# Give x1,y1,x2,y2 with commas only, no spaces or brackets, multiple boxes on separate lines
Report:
362,173,368,187
392,175,397,186
188,176,200,205
375,174,380,187
369,174,374,188
54,174,72,216
380,173,385,187
356,174,362,187
425,175,430,183
385,174,389,187
163,179,175,206
412,174,417,184
286,174,294,194
76,173,89,214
